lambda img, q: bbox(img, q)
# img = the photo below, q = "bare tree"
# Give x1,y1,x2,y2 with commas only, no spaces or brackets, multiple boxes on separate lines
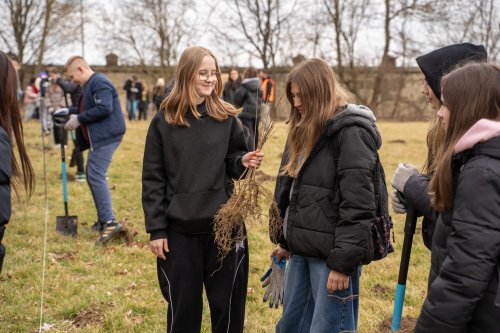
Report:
435,0,499,61
369,0,439,110
0,0,78,66
103,0,196,68
0,0,44,64
214,0,296,69
322,0,371,103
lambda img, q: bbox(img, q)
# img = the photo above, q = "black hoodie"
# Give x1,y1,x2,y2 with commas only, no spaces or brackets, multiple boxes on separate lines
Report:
142,102,248,240
416,43,487,100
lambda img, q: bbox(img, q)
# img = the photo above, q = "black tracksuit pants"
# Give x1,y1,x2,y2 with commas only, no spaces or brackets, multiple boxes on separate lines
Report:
157,229,248,333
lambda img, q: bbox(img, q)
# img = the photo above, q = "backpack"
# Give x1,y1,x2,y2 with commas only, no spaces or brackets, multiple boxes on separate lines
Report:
333,136,394,262
371,156,395,260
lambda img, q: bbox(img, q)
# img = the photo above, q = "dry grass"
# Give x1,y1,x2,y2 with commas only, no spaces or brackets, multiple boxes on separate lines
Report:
0,119,430,332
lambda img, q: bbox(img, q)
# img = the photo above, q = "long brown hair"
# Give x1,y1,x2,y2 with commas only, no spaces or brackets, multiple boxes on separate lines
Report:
161,46,239,126
282,58,349,177
0,51,35,197
423,114,446,174
431,62,500,211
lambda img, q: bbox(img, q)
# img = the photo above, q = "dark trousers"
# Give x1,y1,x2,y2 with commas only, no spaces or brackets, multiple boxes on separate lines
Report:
239,117,259,151
0,229,5,273
156,229,248,333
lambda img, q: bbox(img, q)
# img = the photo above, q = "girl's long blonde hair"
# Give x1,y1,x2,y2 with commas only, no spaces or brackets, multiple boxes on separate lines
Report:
282,58,350,177
431,62,500,211
161,46,239,126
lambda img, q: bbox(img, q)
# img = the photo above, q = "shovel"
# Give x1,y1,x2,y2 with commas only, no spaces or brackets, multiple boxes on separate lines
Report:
52,108,78,236
391,205,418,332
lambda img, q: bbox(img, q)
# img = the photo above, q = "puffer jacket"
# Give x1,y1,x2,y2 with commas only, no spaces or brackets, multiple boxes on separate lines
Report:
415,120,500,333
0,128,11,233
233,78,262,119
273,104,380,275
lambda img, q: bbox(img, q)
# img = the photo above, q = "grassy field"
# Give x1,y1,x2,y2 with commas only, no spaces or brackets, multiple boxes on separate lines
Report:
0,119,431,333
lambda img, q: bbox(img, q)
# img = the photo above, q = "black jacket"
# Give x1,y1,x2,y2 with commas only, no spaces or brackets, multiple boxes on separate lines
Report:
273,105,380,275
142,102,248,240
414,136,500,333
222,80,241,105
0,128,11,233
123,79,143,101
404,173,438,249
233,78,262,119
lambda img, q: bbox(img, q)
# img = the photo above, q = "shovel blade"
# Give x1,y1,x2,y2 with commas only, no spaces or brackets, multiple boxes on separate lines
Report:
56,215,78,237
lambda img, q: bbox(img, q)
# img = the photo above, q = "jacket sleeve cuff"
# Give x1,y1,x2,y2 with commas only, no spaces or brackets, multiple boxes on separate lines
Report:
150,230,168,241
326,250,356,276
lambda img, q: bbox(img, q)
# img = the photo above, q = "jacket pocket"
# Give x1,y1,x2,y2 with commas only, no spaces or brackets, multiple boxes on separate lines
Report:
166,189,228,228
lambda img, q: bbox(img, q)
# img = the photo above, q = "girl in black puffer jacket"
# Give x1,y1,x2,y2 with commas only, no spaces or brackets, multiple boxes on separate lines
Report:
414,62,500,333
269,58,382,333
0,51,35,273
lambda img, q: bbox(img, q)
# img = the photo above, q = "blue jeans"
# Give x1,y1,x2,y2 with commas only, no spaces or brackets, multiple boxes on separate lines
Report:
86,141,120,223
126,99,138,120
276,255,360,333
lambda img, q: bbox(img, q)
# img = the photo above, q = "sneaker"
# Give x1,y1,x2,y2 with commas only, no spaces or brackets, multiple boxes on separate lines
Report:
97,221,123,245
75,172,86,182
91,221,105,232
55,144,61,149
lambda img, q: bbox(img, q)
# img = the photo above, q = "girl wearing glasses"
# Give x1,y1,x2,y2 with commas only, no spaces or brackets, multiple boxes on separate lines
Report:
142,46,263,333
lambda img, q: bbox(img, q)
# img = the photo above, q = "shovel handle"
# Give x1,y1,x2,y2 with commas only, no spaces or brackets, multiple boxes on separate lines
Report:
391,207,418,332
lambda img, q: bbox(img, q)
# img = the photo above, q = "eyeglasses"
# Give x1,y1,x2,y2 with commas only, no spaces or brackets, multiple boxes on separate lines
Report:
199,71,219,81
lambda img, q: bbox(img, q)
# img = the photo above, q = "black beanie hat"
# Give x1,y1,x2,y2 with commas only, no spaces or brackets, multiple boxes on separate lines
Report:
416,43,487,100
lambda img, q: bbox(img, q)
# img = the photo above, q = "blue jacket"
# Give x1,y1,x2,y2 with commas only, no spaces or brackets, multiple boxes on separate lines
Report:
69,72,125,151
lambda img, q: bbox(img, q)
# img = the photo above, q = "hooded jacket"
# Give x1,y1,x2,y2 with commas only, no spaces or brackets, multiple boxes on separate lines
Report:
273,104,381,275
415,119,500,333
233,78,262,119
416,43,487,100
142,102,248,240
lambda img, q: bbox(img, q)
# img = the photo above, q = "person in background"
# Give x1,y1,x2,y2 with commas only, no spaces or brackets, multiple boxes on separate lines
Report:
414,62,500,333
0,50,35,273
138,80,150,120
259,68,275,130
142,46,264,333
64,56,126,244
270,58,381,333
222,68,241,104
23,78,38,121
233,66,262,150
46,67,68,148
36,71,52,136
152,78,167,112
56,71,86,182
123,75,143,121
390,43,487,250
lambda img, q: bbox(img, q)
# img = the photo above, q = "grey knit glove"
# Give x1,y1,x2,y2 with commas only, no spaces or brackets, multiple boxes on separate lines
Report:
391,163,418,192
64,114,80,131
391,190,407,214
261,256,286,308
